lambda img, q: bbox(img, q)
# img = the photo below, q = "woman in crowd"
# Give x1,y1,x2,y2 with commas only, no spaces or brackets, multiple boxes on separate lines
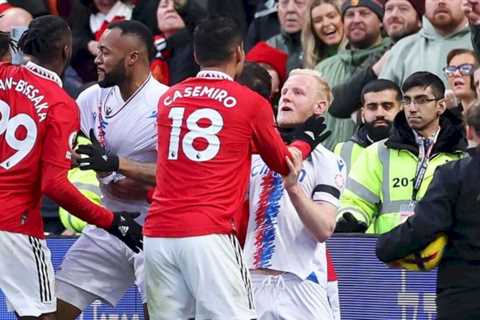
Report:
444,48,478,114
302,0,344,69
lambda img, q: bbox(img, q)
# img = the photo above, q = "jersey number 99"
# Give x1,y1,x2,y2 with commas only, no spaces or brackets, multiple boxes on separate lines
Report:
0,100,37,169
168,107,223,162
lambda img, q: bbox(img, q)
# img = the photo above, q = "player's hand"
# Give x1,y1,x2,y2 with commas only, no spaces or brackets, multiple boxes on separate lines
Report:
107,211,143,253
283,147,302,190
291,115,331,151
335,212,368,233
77,129,119,172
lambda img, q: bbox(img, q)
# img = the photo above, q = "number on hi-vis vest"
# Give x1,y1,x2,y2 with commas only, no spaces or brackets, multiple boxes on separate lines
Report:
167,107,223,162
0,100,37,169
393,177,415,188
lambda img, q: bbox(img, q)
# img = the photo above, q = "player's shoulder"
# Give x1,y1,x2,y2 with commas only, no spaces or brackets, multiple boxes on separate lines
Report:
311,144,345,172
76,83,103,101
148,75,169,93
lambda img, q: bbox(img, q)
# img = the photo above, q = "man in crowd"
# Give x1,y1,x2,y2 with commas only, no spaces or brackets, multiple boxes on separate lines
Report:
143,16,328,320
267,0,307,71
381,0,472,86
329,0,423,119
336,72,466,234
56,20,168,320
377,101,480,319
316,0,390,150
244,68,345,319
0,15,141,320
334,79,402,175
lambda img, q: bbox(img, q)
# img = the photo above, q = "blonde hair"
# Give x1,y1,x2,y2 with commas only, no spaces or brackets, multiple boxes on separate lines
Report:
289,68,334,106
301,0,342,69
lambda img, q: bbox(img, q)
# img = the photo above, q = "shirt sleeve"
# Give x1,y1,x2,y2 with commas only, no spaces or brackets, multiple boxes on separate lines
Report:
42,99,80,169
312,152,346,208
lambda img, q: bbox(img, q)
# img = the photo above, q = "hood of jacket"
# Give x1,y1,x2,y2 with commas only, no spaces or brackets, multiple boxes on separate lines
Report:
385,109,467,156
350,124,372,148
419,16,470,41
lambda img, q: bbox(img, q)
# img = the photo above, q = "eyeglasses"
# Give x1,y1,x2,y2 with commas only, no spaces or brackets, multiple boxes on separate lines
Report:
401,96,441,107
443,64,475,77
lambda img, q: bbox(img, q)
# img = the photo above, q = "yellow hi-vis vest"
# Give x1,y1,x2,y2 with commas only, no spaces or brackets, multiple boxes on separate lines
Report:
338,140,464,234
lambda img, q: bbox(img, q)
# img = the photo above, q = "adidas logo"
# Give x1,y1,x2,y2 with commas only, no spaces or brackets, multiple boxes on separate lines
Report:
119,225,129,237
304,131,315,140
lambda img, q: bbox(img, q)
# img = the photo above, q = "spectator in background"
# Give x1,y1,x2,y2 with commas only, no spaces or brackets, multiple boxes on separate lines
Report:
0,30,14,61
246,41,288,102
380,0,472,86
444,49,478,114
245,0,280,51
151,0,205,85
267,0,308,72
315,0,390,150
1,0,49,17
302,0,344,69
328,0,423,119
69,0,133,82
334,79,402,175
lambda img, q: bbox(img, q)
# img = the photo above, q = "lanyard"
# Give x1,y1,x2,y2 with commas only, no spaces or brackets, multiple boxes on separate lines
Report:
411,138,435,201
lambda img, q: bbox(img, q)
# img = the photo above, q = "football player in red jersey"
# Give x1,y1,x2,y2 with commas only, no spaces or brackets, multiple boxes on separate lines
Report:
0,15,142,320
143,16,330,320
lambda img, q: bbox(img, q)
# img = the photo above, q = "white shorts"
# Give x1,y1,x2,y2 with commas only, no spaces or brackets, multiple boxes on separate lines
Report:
144,233,256,320
56,225,145,309
251,272,333,320
0,231,55,317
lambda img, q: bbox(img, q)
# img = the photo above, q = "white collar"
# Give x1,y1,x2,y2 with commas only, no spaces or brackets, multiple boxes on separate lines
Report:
196,70,233,81
25,61,63,88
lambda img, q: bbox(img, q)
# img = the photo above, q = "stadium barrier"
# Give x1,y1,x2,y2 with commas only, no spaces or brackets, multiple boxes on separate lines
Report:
0,234,437,320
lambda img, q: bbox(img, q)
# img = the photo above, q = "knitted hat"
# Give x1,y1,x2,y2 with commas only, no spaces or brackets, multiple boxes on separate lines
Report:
384,0,425,18
341,0,384,21
246,42,288,84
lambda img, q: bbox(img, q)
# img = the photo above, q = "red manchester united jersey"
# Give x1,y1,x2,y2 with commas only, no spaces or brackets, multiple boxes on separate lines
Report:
0,62,79,238
145,71,308,237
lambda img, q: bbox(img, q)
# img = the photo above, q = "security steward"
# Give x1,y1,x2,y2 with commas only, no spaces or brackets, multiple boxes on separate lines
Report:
376,100,480,320
336,72,467,233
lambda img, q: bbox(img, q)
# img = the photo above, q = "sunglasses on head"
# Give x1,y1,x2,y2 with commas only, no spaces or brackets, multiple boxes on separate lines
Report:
443,64,475,77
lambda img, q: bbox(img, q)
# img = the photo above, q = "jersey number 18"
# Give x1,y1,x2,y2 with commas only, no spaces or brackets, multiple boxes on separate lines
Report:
168,107,223,162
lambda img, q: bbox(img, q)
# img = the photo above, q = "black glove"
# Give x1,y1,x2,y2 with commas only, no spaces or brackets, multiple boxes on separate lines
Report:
107,211,143,253
77,129,119,172
291,115,331,151
335,212,368,233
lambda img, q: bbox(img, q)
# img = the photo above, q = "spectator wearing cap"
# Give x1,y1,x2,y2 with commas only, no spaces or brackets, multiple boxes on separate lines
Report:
380,0,472,86
246,41,288,101
315,0,391,150
266,0,308,72
302,0,345,69
328,0,424,120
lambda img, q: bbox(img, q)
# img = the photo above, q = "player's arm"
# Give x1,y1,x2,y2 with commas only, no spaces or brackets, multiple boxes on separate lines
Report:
284,150,339,242
252,99,330,175
118,158,156,186
76,129,156,185
41,101,143,252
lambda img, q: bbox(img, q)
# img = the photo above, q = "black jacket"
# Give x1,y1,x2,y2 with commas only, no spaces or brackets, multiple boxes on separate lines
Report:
348,124,372,148
385,110,467,156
